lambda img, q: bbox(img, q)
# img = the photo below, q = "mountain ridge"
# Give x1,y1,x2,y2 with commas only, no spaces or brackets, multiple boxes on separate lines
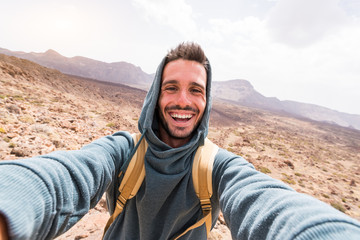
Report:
0,47,358,130
212,79,360,130
0,47,153,90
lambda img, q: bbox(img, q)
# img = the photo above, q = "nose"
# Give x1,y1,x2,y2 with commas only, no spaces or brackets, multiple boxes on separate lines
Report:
177,89,192,107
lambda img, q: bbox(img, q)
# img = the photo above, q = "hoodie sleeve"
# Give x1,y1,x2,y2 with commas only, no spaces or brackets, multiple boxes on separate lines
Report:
213,148,360,240
0,131,133,240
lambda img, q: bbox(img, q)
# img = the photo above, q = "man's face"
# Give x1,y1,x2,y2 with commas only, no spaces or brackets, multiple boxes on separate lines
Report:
157,59,207,147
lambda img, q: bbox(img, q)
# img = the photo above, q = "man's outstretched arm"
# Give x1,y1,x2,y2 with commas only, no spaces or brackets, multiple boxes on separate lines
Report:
213,149,360,239
0,132,133,240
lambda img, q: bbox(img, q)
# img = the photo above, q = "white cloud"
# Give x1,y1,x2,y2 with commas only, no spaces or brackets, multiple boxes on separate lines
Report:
200,16,271,81
132,0,198,38
340,0,360,17
266,0,349,47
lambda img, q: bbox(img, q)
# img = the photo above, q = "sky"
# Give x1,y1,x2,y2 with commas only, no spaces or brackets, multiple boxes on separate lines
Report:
1,0,360,115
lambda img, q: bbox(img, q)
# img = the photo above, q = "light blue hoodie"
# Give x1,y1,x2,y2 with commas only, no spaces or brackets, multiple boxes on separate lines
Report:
1,56,360,240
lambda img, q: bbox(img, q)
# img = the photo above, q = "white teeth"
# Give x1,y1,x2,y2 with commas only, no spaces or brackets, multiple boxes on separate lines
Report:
171,113,192,119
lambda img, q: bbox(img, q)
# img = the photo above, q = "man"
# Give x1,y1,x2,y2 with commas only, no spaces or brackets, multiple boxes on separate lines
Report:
1,42,360,239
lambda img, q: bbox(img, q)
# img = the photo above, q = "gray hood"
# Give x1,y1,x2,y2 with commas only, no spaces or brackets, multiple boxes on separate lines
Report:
138,57,213,154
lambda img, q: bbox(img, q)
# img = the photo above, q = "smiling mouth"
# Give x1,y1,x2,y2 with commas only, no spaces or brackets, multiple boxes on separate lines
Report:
170,113,193,122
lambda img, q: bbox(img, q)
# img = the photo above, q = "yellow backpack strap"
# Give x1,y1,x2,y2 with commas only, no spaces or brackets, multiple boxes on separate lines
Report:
174,138,219,240
102,133,147,238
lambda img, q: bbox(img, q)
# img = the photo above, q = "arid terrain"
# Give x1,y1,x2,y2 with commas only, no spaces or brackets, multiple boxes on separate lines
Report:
1,54,359,239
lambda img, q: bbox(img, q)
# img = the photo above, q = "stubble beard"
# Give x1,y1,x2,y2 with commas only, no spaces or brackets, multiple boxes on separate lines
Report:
158,108,201,140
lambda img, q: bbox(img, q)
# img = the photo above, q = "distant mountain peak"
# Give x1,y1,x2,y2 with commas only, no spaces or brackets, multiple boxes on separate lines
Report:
213,79,254,92
219,79,254,90
44,49,62,57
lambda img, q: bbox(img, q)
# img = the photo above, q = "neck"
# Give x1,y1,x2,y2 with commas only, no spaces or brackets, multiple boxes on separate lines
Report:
158,127,191,148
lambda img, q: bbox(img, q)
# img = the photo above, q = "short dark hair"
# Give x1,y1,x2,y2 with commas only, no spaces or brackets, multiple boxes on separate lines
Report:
165,42,209,70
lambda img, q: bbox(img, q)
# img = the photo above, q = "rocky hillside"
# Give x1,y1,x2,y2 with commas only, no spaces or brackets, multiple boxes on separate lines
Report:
1,54,359,239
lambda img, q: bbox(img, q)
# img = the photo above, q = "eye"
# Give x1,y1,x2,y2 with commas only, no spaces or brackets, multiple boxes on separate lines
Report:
190,88,204,94
164,86,177,92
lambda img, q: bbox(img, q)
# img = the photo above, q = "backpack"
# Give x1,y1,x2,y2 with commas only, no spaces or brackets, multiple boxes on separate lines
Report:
103,133,219,239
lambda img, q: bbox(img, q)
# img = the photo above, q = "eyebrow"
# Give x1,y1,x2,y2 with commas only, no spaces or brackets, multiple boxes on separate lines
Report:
162,80,206,90
191,82,206,90
162,79,179,86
